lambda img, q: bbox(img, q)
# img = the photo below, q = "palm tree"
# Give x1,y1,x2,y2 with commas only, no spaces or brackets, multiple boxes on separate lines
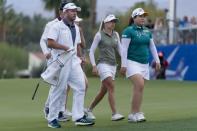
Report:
42,0,97,46
0,0,12,41
89,0,96,28
42,0,95,19
42,0,62,17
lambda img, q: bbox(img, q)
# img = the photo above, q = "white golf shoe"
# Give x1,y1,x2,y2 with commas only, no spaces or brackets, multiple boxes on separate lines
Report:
111,113,125,121
65,109,72,117
84,109,96,120
128,112,146,122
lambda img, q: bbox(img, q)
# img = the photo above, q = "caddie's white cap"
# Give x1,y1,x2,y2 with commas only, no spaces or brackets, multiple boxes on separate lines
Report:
131,8,148,18
103,14,118,23
63,3,81,12
75,16,83,22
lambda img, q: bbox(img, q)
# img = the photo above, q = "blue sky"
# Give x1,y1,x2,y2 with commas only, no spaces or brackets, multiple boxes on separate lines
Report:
6,0,197,21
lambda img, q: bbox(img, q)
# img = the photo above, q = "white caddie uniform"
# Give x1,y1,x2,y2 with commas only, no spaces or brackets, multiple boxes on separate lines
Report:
40,18,59,64
47,20,85,122
40,18,66,113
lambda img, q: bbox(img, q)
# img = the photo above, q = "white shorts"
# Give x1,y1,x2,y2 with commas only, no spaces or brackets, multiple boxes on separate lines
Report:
97,63,117,81
126,60,150,80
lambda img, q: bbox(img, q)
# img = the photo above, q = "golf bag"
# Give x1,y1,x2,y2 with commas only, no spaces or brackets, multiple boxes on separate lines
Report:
41,50,75,86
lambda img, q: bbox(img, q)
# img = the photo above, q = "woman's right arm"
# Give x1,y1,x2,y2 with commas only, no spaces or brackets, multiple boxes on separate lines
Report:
89,32,101,75
89,32,101,66
121,38,130,67
120,38,130,75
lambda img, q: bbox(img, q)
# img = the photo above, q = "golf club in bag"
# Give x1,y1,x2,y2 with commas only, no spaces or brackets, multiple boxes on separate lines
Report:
31,61,48,100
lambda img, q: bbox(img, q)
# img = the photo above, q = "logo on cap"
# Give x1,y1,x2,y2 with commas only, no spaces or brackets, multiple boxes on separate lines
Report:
131,8,148,18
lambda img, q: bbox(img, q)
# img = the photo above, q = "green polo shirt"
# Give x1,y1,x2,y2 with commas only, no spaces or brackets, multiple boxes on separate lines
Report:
122,24,152,64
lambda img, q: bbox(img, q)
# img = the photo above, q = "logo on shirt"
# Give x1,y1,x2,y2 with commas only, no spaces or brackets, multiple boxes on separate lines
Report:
122,35,127,38
143,30,149,33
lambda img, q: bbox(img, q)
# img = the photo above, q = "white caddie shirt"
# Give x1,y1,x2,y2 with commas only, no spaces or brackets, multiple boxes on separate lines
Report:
47,20,81,64
40,18,59,55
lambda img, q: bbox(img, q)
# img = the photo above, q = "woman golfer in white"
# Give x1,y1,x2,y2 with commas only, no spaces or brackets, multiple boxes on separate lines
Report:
86,14,124,121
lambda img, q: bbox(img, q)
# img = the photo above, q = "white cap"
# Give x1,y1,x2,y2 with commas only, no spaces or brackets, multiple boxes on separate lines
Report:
131,8,148,18
75,16,83,22
63,3,81,12
103,14,118,23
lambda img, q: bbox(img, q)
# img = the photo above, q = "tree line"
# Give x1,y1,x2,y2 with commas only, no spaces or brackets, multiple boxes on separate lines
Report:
0,0,165,49
0,0,50,50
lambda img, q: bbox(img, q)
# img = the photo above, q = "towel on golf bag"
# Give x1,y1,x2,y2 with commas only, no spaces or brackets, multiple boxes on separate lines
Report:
41,49,75,86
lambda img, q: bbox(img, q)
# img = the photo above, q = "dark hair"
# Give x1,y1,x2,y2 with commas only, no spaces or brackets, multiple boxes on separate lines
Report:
128,17,134,26
59,2,67,11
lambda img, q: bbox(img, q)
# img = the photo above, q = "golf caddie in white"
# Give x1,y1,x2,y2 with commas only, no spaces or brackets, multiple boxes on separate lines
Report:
45,3,94,128
40,2,72,122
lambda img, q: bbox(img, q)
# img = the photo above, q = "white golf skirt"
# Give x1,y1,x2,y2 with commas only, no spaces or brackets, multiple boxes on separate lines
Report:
126,60,149,80
97,63,117,81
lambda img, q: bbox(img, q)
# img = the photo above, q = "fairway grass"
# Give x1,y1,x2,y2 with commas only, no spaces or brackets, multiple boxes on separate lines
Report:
0,78,197,131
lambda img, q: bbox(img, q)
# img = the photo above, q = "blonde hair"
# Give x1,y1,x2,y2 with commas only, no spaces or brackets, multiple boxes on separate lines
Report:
99,19,105,32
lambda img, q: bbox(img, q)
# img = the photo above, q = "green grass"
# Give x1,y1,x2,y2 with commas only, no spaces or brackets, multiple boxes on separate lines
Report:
0,78,197,131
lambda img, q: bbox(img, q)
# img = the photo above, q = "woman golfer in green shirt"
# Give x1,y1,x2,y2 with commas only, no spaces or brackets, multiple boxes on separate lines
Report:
120,8,161,122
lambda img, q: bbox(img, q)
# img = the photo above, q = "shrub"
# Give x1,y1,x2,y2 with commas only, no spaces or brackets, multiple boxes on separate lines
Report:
0,43,28,78
31,62,45,78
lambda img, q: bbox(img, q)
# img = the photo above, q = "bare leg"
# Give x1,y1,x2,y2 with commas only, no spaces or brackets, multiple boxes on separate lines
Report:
84,74,88,96
102,77,116,114
129,74,145,113
88,84,107,111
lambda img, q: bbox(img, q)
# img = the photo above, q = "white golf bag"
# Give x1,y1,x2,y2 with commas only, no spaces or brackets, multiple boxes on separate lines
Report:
41,49,75,86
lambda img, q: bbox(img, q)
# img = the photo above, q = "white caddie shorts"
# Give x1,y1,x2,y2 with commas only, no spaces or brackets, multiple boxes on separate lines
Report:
97,63,117,81
126,60,150,80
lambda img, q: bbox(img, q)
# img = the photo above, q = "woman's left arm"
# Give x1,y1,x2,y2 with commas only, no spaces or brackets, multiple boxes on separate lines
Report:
115,32,122,56
149,39,160,63
149,39,161,70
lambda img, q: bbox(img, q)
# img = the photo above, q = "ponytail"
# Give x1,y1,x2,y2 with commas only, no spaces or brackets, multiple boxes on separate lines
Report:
99,19,105,32
128,17,134,26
